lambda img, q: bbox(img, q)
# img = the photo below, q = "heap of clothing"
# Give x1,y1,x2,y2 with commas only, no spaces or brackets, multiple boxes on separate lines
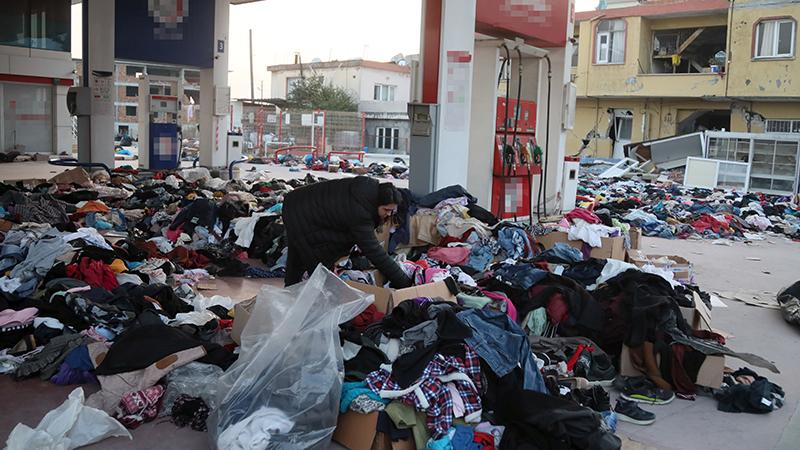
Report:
576,176,800,241
332,185,781,449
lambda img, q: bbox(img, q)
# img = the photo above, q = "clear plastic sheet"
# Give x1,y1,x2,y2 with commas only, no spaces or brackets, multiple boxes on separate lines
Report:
158,362,225,418
208,265,372,450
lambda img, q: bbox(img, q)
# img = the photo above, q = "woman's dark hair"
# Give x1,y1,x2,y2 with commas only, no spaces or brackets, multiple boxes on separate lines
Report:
377,182,403,206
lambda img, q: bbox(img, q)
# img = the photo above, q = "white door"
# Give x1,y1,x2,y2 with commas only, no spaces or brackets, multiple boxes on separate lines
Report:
613,110,633,159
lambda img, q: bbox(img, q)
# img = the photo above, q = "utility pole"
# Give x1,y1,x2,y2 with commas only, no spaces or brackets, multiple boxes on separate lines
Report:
249,29,255,100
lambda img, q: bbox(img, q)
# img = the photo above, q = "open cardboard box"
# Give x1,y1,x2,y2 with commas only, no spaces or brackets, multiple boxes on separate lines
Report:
627,250,694,284
629,227,642,250
345,278,458,314
231,296,257,344
333,411,415,450
620,293,723,388
535,231,626,260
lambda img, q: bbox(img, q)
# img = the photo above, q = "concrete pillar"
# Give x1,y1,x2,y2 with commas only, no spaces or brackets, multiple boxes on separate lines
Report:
432,0,476,190
54,85,73,155
199,0,231,168
534,47,571,216
86,0,115,166
466,42,500,207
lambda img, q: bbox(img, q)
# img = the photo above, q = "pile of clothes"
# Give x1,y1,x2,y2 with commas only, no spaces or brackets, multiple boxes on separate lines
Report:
577,176,800,241
0,167,784,450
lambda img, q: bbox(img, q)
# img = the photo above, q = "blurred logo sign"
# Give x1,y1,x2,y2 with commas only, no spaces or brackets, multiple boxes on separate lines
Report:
148,0,190,40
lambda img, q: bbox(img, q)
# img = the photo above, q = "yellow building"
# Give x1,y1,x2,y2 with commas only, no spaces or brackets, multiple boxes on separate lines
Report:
571,0,800,157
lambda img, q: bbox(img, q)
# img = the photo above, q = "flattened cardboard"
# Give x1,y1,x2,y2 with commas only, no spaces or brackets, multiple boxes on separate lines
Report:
627,251,694,284
48,167,91,186
332,411,380,450
535,231,625,260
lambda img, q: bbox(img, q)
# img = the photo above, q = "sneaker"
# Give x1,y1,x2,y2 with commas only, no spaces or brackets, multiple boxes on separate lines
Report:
620,376,675,405
614,399,656,425
587,353,616,387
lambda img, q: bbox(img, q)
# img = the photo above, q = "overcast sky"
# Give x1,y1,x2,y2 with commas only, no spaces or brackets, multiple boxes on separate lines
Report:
72,0,598,99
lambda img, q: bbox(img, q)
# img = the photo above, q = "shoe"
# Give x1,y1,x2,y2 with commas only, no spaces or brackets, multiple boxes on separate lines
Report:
587,353,616,387
614,399,656,425
620,376,675,405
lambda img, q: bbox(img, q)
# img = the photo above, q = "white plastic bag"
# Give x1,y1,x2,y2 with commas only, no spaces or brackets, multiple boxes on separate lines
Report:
5,387,131,450
208,265,372,450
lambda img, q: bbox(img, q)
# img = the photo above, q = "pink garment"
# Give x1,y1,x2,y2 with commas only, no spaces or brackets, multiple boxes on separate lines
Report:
447,382,466,418
427,246,471,265
165,225,184,242
565,208,601,225
424,268,451,284
479,290,518,322
0,307,38,328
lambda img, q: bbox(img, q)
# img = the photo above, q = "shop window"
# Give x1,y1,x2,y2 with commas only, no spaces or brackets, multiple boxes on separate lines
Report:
0,0,70,52
595,20,626,64
755,19,796,58
766,119,800,134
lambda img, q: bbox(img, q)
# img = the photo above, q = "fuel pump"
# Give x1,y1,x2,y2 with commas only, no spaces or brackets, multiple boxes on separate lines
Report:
137,74,181,170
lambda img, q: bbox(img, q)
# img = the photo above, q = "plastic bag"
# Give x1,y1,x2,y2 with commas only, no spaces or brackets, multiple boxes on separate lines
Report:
208,265,372,450
5,387,131,450
158,362,225,418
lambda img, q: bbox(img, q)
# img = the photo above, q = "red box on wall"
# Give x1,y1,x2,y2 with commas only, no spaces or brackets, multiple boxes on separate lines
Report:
496,98,537,133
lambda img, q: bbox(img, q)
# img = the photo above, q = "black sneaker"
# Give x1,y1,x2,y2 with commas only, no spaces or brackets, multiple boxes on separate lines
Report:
587,353,616,387
620,376,675,405
615,399,656,425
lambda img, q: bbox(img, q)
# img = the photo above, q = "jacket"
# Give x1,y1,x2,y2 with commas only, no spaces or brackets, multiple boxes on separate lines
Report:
282,177,411,288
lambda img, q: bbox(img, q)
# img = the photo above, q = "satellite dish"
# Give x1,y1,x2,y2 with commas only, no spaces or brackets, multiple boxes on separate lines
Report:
390,53,407,66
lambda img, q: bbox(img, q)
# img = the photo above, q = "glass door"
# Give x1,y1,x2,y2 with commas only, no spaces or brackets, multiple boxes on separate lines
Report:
1,82,52,153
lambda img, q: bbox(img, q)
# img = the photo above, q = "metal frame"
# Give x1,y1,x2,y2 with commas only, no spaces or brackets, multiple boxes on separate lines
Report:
685,156,751,192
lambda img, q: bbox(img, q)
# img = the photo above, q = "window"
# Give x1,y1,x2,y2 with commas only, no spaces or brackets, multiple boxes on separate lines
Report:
0,0,70,52
766,119,800,134
125,65,144,77
286,77,302,95
125,106,137,117
376,127,399,150
373,84,397,102
595,20,626,64
147,66,180,78
755,19,796,58
125,86,138,97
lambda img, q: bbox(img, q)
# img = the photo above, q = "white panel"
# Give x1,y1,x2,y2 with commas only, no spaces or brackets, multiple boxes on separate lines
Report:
685,158,719,189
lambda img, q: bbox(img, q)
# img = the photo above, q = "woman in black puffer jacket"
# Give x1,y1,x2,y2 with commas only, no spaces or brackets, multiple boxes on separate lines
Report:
282,176,412,288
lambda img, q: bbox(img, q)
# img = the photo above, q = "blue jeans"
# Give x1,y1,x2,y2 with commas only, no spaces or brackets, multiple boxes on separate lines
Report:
457,308,548,393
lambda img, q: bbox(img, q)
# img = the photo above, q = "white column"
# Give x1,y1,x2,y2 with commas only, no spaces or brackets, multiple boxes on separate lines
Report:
87,0,115,167
466,42,500,207
534,47,571,216
199,0,231,168
54,85,73,155
433,0,476,190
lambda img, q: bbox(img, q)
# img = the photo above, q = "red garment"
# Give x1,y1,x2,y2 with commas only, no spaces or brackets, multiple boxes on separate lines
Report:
565,207,601,225
165,225,184,242
565,344,595,372
473,431,495,449
545,294,569,324
167,246,211,269
66,257,120,290
351,304,385,330
691,214,726,233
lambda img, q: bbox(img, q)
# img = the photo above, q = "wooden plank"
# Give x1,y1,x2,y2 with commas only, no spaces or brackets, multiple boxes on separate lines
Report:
677,28,705,55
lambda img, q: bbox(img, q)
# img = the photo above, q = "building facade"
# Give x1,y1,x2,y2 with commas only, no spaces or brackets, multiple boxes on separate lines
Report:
268,59,413,153
571,0,800,157
0,0,74,155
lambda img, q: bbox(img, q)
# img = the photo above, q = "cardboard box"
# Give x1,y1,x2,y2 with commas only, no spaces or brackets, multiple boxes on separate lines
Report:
629,227,642,250
332,410,379,450
627,250,694,284
332,412,415,450
535,231,626,260
620,293,723,388
345,278,458,314
396,213,441,249
231,296,257,344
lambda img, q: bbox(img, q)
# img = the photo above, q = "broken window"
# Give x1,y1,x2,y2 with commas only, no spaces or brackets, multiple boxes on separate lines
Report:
650,26,727,74
595,20,625,64
755,19,796,58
